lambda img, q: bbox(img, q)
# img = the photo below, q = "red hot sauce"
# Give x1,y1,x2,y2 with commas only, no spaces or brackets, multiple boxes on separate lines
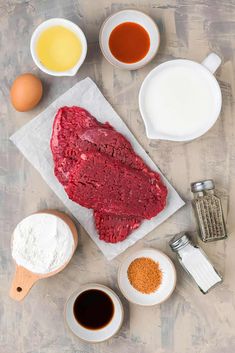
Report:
109,22,150,64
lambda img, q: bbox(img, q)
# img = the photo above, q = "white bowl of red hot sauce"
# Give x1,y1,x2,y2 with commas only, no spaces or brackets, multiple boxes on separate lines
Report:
99,9,160,70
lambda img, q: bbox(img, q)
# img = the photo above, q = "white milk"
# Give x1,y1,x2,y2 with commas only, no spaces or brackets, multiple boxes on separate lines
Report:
143,63,217,138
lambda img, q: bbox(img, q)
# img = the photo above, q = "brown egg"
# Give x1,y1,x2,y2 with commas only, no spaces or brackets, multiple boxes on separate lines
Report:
10,73,43,112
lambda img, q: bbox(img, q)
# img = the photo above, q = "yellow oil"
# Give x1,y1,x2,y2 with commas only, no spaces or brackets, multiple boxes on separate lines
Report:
36,26,82,72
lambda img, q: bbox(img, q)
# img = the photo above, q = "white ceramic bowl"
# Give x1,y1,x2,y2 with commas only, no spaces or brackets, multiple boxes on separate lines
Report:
65,284,124,342
118,248,176,306
30,18,87,76
99,9,160,70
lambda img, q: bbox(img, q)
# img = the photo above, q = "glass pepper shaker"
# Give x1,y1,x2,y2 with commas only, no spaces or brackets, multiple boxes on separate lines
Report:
191,179,227,242
169,232,222,294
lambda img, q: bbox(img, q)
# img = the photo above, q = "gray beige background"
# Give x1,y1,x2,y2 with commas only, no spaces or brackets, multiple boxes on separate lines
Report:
1,1,235,352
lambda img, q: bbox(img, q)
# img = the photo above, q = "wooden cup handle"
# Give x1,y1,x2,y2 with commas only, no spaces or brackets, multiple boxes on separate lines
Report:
9,266,39,301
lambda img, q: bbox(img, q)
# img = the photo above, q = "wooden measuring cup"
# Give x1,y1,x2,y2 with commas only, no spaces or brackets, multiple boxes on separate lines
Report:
9,210,78,301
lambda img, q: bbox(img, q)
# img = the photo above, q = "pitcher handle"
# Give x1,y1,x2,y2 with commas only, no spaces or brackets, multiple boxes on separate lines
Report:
201,53,222,74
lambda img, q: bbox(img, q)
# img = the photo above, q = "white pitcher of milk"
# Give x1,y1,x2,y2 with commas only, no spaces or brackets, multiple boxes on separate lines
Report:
139,53,222,141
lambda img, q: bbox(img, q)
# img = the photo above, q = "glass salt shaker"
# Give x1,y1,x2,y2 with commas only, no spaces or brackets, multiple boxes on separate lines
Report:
191,179,227,242
169,232,222,294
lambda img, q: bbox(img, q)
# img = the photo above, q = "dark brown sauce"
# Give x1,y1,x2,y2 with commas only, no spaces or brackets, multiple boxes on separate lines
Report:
73,289,114,330
109,22,150,63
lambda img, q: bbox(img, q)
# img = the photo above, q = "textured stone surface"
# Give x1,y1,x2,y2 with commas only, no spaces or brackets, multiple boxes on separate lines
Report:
1,1,235,352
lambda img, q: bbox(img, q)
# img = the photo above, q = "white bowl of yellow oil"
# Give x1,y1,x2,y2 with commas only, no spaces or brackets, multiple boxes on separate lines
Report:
30,18,87,76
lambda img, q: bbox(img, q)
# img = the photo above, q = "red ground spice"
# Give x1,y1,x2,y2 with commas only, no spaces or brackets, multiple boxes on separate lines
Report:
127,257,162,294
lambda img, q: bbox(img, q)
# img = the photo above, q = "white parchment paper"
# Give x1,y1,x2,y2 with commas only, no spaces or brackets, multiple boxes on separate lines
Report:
10,77,184,260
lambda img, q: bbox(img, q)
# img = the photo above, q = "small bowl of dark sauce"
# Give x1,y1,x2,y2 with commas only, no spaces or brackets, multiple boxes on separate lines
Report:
99,9,160,70
65,284,124,342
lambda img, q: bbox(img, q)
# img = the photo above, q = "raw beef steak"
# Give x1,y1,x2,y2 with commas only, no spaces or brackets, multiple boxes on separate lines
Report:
51,106,148,185
51,106,111,185
94,211,141,243
50,106,168,243
65,151,167,219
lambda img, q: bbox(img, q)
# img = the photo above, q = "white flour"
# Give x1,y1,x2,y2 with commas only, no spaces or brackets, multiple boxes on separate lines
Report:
12,213,74,274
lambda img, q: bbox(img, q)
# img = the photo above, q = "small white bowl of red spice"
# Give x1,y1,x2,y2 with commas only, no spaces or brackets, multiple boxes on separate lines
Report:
99,10,160,70
118,248,176,306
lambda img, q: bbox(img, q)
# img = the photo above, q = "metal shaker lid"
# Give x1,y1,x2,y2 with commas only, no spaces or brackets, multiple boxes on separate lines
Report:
191,179,215,193
169,232,191,252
